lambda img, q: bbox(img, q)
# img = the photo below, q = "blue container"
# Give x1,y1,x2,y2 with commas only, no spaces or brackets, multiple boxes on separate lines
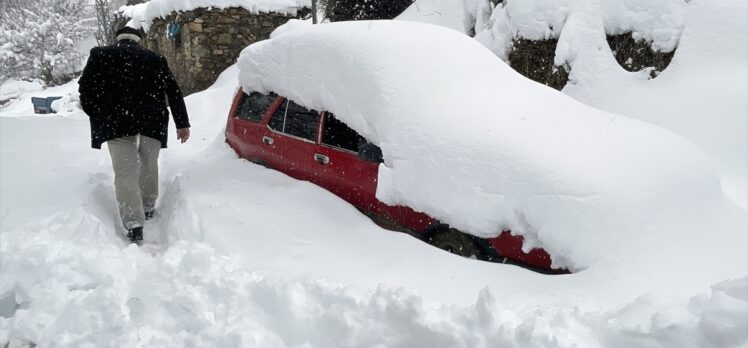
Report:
31,96,62,114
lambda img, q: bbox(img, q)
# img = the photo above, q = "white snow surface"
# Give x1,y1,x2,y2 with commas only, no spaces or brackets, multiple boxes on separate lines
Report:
237,19,744,273
558,0,748,210
120,0,310,31
1,64,747,348
466,0,747,209
1,60,747,347
2,4,748,346
470,0,685,51
401,0,686,53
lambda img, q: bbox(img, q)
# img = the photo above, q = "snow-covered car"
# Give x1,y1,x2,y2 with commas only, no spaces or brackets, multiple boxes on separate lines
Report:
230,20,716,272
225,90,556,270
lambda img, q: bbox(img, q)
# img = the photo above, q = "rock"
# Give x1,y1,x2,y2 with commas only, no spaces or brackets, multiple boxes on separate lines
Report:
217,16,237,23
217,33,232,44
143,7,310,95
187,22,202,32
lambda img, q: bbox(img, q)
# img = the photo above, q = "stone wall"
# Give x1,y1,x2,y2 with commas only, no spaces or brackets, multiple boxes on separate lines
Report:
607,33,675,78
508,33,676,91
508,38,569,91
144,7,308,95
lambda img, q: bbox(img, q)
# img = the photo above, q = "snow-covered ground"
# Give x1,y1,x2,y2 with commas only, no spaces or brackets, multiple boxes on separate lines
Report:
1,1,747,347
402,0,748,210
2,66,746,347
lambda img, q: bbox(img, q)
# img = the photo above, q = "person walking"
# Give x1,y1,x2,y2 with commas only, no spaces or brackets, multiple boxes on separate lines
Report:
78,26,191,243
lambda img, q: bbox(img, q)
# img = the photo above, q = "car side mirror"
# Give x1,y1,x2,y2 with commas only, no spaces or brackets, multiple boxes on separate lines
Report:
358,142,383,163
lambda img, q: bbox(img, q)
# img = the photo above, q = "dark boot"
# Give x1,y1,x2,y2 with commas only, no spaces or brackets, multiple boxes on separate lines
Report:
127,227,143,243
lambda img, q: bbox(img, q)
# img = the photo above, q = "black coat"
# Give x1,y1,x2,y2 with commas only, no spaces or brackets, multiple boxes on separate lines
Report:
78,40,190,149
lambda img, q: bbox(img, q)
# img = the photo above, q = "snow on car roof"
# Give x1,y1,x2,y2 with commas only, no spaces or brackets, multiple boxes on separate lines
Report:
237,19,721,271
121,0,310,31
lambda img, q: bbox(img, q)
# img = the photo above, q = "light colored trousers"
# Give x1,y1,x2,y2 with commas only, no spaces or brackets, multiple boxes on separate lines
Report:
107,134,161,229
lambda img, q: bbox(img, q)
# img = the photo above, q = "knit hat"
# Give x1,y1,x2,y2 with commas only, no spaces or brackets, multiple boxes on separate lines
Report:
116,26,142,42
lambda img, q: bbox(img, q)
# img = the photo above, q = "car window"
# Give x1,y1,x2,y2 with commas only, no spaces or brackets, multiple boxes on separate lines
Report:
268,98,320,142
322,113,364,152
235,91,277,123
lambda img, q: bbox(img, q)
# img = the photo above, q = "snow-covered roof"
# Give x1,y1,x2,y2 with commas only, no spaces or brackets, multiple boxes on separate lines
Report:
121,0,310,31
238,19,721,271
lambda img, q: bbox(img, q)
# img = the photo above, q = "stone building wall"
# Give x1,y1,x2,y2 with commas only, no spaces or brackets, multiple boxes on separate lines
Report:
507,33,676,91
144,7,308,95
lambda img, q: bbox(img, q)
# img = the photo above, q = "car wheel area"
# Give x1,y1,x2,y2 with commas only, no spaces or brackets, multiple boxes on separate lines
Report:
428,228,486,260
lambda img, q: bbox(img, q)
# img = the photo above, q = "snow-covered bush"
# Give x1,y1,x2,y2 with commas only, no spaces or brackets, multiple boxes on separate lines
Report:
0,0,95,86
94,0,129,46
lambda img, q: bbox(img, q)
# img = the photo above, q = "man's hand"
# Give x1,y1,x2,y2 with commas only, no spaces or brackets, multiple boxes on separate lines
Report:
177,128,190,143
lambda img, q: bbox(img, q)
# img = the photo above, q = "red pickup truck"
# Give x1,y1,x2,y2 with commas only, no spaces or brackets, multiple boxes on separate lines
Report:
226,89,558,272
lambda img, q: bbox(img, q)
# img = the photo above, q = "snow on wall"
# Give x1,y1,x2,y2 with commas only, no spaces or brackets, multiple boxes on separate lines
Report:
552,0,748,210
600,0,686,52
120,0,310,31
465,0,686,54
439,0,747,209
237,19,723,271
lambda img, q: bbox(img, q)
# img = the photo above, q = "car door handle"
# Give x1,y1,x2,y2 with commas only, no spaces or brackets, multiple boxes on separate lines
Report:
314,153,330,165
262,136,273,145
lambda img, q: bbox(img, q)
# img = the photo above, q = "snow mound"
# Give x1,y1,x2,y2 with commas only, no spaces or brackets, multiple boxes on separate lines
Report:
558,0,748,209
120,0,310,31
463,0,746,208
238,19,722,270
2,207,745,347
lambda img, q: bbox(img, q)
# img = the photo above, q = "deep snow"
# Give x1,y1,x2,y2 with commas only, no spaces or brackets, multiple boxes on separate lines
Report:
1,1,747,346
1,62,746,348
1,70,747,347
441,0,747,209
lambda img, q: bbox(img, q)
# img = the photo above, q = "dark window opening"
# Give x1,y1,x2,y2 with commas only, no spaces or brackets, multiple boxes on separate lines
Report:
322,113,364,152
235,91,277,123
268,98,320,141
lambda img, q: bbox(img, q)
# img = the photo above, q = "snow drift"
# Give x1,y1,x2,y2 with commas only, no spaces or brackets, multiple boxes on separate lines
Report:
558,0,748,210
1,45,745,347
458,0,747,209
238,20,723,270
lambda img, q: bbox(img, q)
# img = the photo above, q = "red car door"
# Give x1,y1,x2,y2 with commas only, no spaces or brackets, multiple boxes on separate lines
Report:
315,113,433,233
226,90,282,161
259,97,322,182
314,112,375,207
